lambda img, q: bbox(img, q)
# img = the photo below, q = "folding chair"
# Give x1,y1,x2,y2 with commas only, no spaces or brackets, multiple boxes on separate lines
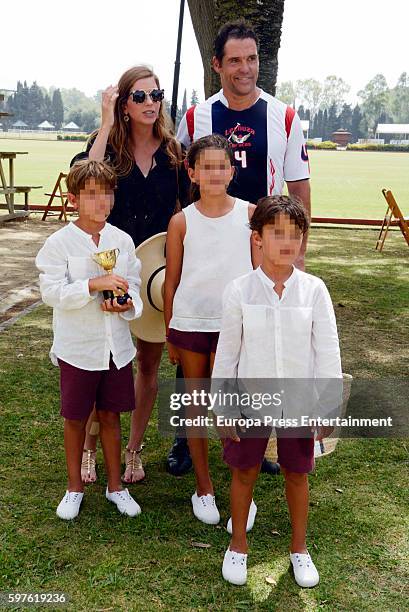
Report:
41,172,69,221
376,189,409,251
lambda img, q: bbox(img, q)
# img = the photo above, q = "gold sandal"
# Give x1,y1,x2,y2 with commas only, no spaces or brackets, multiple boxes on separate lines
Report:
81,449,97,484
122,446,145,483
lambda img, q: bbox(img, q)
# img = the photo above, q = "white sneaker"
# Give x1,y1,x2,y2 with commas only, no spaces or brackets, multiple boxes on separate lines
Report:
222,548,247,585
227,499,257,534
290,552,319,587
191,492,220,525
106,487,141,517
56,490,83,520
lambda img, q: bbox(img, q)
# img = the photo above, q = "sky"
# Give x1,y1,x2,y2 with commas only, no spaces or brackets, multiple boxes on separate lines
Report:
1,0,408,105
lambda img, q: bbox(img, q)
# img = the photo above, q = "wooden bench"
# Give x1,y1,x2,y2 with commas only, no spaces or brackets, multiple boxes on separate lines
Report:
0,185,42,210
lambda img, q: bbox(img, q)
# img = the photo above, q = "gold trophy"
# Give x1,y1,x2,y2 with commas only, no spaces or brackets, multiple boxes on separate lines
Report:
92,248,131,305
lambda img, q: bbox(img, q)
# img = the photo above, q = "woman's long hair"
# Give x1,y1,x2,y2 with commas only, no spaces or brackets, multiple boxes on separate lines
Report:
90,65,182,177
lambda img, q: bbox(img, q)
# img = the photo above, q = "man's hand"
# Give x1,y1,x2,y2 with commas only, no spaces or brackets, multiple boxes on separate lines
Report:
89,274,129,294
101,297,133,313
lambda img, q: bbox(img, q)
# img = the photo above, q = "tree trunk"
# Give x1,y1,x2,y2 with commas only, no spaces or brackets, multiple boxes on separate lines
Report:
187,0,285,98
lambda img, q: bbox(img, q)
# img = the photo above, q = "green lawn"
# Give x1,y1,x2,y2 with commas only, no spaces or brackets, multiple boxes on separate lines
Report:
0,138,408,217
0,228,408,611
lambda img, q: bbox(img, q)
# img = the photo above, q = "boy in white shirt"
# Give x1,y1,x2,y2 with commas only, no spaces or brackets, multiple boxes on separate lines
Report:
212,195,342,587
36,160,143,520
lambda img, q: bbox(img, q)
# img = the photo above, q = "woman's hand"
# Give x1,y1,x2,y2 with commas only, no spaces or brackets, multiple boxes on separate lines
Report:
167,341,180,366
101,85,119,130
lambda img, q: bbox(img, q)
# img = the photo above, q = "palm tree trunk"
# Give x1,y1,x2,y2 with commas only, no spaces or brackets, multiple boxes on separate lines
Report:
187,0,285,97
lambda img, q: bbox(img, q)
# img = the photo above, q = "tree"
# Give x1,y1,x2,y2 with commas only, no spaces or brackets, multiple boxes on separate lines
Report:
51,89,64,129
390,72,409,123
276,80,296,106
326,103,339,138
320,75,350,112
295,78,322,117
351,104,363,142
187,0,285,96
190,89,199,105
338,103,353,132
358,74,389,134
297,104,305,120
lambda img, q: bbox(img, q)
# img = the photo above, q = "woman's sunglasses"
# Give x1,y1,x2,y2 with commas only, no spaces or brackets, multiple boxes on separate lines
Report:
129,89,164,104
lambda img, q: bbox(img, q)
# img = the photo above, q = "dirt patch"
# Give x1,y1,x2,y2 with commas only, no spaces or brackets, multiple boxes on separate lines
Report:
0,217,64,325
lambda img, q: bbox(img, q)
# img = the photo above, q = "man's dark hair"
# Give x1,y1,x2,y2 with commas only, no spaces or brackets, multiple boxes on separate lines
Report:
250,195,310,235
214,19,259,63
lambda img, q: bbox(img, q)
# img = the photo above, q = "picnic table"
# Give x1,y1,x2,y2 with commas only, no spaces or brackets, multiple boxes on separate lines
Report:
0,151,42,220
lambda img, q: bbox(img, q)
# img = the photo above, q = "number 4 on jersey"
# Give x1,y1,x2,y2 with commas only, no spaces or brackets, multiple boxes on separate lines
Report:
234,150,247,168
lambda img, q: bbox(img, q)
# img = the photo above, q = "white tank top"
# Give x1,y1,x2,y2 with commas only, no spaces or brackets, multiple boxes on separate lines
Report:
169,198,253,332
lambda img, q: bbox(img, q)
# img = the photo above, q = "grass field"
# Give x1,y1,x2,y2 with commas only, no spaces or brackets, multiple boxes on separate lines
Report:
0,138,408,217
1,228,408,611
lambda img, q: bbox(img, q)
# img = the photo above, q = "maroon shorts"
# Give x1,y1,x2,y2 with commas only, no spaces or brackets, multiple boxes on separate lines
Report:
58,356,135,420
168,329,219,355
223,427,315,474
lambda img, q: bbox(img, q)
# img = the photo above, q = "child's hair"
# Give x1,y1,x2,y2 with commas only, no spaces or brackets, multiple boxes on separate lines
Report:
66,160,117,196
186,134,234,202
250,195,310,235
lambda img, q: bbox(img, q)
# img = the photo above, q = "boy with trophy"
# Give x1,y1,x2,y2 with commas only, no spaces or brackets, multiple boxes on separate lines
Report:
36,159,143,520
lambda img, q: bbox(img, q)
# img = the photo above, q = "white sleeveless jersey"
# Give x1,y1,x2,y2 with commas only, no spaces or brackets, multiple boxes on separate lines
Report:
177,88,309,203
169,199,253,332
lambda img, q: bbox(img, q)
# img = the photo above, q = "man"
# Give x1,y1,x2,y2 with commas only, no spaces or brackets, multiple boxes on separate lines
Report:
167,19,311,476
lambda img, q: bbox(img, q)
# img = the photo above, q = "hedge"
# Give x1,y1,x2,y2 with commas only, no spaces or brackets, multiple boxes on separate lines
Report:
57,134,89,141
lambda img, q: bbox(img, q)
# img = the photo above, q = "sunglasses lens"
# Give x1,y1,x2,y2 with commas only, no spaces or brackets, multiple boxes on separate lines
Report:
150,89,164,102
132,90,146,103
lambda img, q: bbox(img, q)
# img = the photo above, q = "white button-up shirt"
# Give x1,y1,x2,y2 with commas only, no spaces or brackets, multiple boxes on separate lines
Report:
36,222,143,371
212,266,342,380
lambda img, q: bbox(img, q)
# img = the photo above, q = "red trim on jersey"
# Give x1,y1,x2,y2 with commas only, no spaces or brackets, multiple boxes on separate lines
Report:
186,105,196,143
285,106,296,140
269,159,276,194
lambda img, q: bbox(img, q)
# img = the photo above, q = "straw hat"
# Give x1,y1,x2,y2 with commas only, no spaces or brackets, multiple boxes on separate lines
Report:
129,232,167,343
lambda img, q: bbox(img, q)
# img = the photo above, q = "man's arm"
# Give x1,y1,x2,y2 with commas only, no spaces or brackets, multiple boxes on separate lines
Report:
287,179,311,270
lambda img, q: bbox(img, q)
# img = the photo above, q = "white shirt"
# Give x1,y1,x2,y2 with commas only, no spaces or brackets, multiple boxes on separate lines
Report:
212,266,342,380
169,199,254,332
177,89,309,202
35,222,143,371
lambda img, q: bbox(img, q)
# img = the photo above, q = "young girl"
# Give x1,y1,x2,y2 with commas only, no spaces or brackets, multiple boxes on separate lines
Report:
212,195,342,587
164,134,260,524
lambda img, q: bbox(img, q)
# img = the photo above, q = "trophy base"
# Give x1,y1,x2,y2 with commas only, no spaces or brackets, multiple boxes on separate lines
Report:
102,290,132,305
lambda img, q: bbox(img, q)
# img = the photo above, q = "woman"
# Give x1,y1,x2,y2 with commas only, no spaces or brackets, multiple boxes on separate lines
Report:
72,65,189,484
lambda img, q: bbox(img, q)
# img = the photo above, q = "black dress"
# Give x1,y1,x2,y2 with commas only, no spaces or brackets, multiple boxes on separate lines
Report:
71,140,190,248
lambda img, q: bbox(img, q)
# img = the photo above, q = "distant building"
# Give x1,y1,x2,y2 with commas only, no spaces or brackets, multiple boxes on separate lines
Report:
38,120,55,130
63,121,80,131
12,120,28,130
300,120,309,140
376,124,409,144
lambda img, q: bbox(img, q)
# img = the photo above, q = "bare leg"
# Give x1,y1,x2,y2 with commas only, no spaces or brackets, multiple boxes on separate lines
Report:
281,466,309,553
123,339,163,483
84,407,98,452
230,465,260,554
98,410,122,493
64,417,87,492
178,347,213,496
127,339,164,450
81,407,99,483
